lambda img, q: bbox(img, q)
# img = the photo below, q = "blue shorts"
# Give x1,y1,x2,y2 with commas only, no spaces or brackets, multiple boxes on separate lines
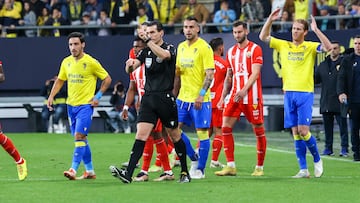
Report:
284,91,313,128
176,99,211,129
67,104,93,136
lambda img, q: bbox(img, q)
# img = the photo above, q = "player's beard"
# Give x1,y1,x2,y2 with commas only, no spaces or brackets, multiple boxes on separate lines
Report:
237,35,246,44
71,49,82,58
71,50,78,57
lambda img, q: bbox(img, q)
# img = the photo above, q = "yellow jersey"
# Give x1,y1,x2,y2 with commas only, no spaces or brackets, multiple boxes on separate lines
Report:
176,37,214,102
58,53,109,106
270,37,320,92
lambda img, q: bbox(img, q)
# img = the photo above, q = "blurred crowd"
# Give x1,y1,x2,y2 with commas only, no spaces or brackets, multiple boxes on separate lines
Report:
0,0,359,37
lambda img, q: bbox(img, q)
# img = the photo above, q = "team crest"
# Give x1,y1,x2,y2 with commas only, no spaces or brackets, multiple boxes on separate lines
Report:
83,63,87,69
246,51,251,58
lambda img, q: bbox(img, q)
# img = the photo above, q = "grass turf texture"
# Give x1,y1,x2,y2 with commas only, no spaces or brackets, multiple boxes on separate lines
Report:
0,132,358,203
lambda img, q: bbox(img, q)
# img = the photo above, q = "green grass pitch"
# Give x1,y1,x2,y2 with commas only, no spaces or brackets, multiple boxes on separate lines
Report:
0,132,359,203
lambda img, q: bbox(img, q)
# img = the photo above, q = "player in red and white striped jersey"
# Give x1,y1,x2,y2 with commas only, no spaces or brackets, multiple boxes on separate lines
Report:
215,21,267,177
208,37,228,168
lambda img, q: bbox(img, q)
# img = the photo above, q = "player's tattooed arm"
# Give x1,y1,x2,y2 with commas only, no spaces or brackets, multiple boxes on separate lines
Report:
201,69,214,92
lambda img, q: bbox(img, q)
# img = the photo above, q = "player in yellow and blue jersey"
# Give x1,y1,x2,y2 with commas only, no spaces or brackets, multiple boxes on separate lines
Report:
174,16,214,179
47,32,112,180
259,8,332,178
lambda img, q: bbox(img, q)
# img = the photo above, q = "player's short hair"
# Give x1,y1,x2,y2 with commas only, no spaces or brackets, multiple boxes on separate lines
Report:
68,32,85,43
209,37,223,51
185,16,198,22
293,19,309,31
232,20,247,29
147,21,163,32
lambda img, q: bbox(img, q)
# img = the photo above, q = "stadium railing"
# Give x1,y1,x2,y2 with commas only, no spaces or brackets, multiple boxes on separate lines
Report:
1,15,358,37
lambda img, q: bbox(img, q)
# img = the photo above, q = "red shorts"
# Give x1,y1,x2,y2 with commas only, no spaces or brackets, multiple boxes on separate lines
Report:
153,119,162,133
211,108,223,128
223,100,264,125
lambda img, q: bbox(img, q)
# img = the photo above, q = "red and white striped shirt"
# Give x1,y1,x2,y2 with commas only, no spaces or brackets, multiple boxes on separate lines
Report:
128,48,145,100
211,55,228,108
130,65,145,101
226,41,263,104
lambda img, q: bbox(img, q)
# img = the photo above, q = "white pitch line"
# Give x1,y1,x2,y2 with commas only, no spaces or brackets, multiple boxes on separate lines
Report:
190,137,357,163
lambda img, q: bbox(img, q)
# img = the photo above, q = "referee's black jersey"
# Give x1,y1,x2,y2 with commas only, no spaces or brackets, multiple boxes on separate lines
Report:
137,42,176,93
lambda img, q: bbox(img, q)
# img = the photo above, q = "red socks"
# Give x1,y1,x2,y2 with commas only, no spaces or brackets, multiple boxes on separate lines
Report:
222,127,234,162
154,138,171,171
253,127,267,166
211,134,223,161
141,136,154,171
0,133,23,164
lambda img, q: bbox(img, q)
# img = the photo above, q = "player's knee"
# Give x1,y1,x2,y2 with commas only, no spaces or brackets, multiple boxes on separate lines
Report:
298,127,309,137
222,126,232,135
253,126,265,136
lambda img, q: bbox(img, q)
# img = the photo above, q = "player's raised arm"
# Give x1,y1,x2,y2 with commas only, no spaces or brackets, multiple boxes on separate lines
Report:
259,8,281,43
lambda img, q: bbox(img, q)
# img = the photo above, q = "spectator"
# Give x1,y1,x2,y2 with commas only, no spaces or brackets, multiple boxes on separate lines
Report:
283,0,295,19
240,0,264,24
46,0,69,20
0,0,22,38
168,0,210,28
96,9,111,36
84,0,103,21
30,0,46,18
315,0,338,13
157,0,178,25
18,1,37,37
219,0,242,19
40,76,67,133
44,7,70,37
68,0,84,25
271,0,286,14
107,81,136,133
294,0,310,20
314,41,349,157
337,35,360,162
37,7,50,36
134,4,149,26
345,0,360,29
80,11,97,36
337,3,348,30
277,10,292,33
317,5,336,31
213,0,236,33
104,0,137,35
136,0,158,21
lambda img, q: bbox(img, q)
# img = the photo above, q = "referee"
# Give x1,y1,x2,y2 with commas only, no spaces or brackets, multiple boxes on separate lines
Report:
109,21,190,183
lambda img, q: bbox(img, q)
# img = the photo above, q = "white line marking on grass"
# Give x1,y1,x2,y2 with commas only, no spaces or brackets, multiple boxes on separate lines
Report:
235,143,356,163
190,137,356,163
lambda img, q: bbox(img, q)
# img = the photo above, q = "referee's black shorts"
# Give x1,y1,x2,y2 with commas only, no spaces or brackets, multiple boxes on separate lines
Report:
137,92,179,129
